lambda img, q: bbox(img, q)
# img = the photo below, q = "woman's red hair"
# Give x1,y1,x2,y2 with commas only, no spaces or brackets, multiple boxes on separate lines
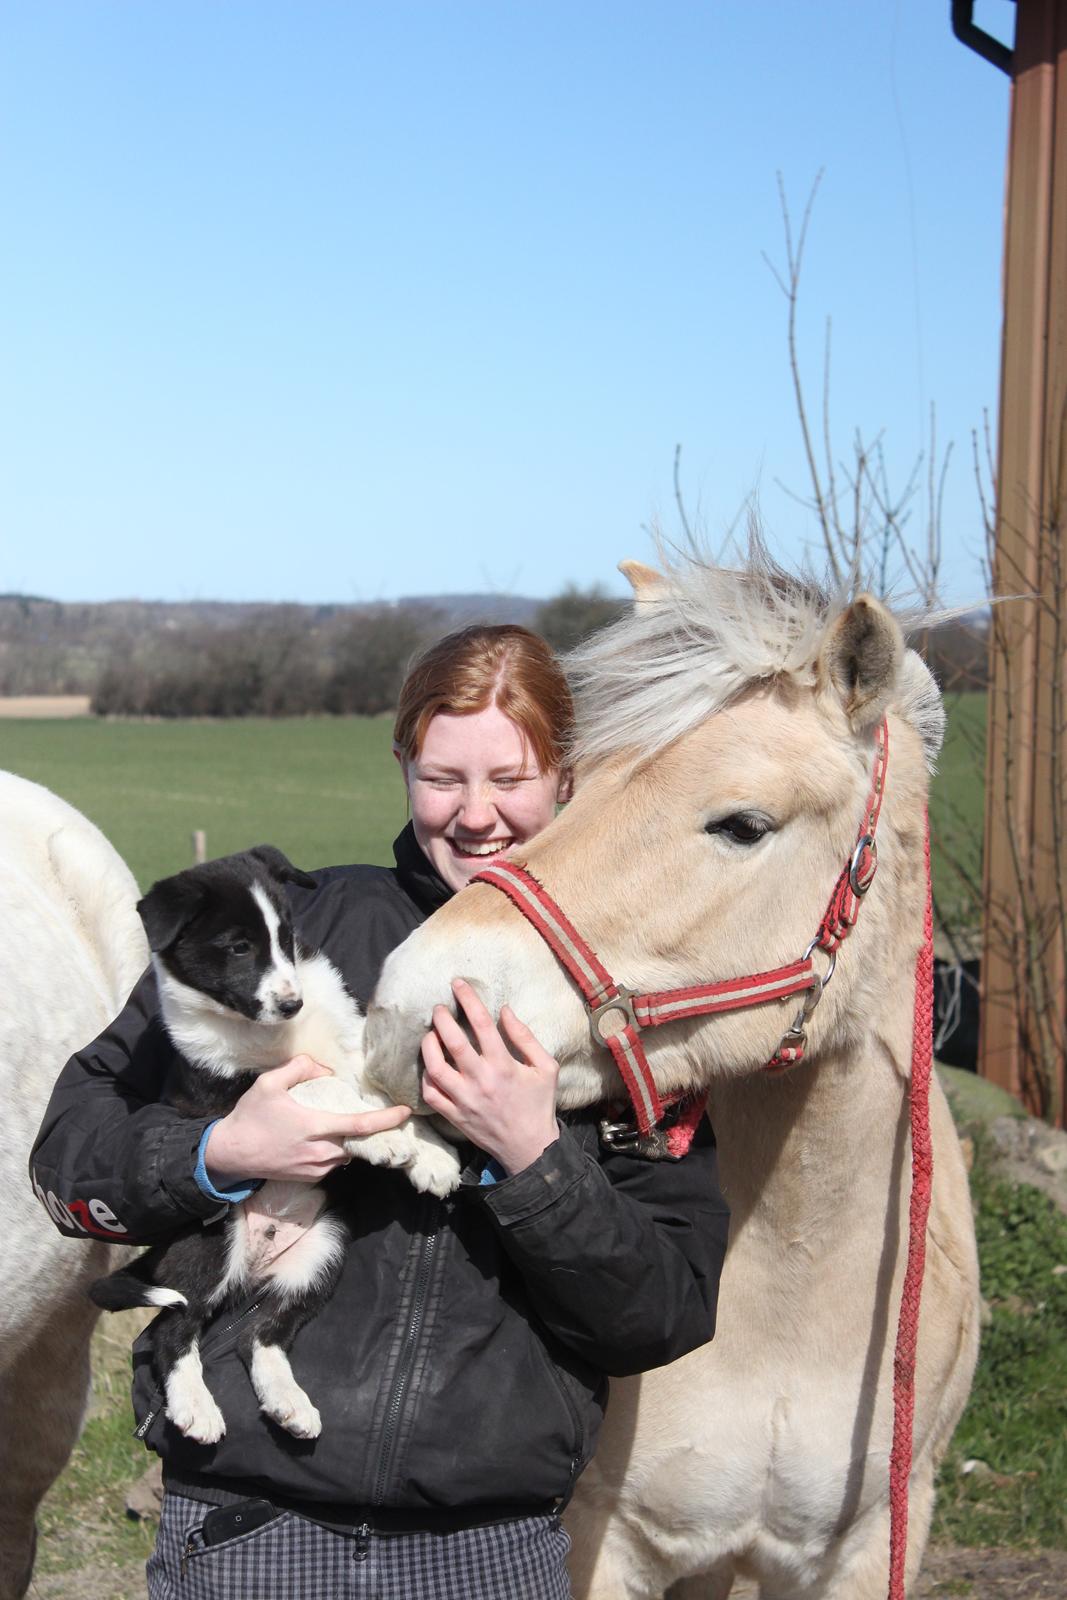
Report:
393,625,573,774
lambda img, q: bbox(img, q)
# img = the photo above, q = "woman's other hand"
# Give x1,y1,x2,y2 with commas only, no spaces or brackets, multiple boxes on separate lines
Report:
204,1056,411,1185
420,978,560,1175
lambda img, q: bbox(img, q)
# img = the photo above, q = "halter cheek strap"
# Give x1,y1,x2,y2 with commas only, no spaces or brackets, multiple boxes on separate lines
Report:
471,719,889,1138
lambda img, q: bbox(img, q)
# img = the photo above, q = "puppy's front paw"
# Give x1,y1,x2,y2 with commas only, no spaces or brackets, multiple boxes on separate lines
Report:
290,1076,384,1115
343,1124,419,1171
404,1129,463,1198
344,1121,461,1197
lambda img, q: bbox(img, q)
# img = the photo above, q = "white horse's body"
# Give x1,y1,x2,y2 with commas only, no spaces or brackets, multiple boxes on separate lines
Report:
0,771,146,1600
366,556,981,1598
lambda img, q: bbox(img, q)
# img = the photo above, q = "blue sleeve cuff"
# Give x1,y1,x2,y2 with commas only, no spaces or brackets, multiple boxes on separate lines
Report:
194,1121,262,1203
479,1157,507,1186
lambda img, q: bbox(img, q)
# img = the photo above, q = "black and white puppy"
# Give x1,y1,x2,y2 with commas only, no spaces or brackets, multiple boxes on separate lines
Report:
90,845,459,1445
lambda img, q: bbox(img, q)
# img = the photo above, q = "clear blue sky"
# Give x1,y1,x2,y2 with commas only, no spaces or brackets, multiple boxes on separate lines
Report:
0,2,1012,606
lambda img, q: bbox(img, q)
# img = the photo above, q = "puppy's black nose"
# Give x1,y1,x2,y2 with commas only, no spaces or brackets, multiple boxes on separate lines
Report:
278,997,303,1018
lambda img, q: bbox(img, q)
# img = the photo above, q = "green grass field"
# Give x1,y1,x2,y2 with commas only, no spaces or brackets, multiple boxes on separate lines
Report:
2,696,987,912
927,692,986,936
1,714,408,888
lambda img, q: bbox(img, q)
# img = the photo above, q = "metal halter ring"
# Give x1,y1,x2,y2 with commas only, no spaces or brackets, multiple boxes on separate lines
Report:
848,833,878,896
588,986,640,1049
772,937,839,1066
802,939,838,989
789,941,837,1027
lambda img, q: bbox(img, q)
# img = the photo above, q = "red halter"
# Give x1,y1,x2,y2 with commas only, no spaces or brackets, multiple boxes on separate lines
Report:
471,719,888,1139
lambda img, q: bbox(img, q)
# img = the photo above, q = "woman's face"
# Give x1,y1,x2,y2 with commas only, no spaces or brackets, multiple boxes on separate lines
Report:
402,703,564,892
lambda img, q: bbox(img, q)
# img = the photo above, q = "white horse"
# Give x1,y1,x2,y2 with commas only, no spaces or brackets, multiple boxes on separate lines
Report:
0,772,146,1600
365,552,981,1598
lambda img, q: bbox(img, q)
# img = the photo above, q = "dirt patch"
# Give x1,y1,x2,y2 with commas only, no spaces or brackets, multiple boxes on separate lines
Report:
0,694,91,717
28,1554,146,1600
916,1542,1067,1597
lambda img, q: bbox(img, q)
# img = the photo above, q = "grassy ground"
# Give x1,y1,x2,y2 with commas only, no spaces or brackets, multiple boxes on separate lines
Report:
931,1141,1067,1548
1,714,405,888
32,1312,157,1595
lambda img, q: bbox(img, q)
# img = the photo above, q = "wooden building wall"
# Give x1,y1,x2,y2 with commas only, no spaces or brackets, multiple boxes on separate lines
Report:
981,0,1067,1126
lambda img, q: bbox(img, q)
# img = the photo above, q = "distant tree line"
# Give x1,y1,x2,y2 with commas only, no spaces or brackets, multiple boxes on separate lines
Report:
87,586,630,717
0,587,988,716
92,609,431,718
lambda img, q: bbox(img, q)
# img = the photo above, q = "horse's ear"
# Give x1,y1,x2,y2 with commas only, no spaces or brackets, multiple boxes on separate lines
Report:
137,876,205,952
619,559,667,611
818,595,904,730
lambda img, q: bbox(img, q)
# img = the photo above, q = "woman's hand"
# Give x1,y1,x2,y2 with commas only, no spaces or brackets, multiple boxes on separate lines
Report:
204,1055,412,1186
420,978,560,1176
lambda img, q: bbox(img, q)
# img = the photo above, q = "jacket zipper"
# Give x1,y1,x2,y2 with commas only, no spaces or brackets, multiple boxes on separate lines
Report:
532,1331,586,1471
132,1298,263,1439
372,1209,439,1506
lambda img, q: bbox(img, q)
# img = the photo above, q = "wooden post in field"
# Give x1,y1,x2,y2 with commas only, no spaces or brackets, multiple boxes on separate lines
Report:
975,0,1067,1125
192,830,207,865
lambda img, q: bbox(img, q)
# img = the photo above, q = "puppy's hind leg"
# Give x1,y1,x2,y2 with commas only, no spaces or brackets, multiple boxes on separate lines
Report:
244,1332,322,1440
240,1213,348,1440
153,1308,227,1446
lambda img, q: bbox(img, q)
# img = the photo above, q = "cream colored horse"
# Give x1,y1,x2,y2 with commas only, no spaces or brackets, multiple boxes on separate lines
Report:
365,553,980,1599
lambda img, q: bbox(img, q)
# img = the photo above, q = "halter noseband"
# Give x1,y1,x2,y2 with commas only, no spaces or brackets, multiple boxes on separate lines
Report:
471,719,888,1141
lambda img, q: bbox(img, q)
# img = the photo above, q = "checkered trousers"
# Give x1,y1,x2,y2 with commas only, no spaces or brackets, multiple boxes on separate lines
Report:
147,1489,573,1600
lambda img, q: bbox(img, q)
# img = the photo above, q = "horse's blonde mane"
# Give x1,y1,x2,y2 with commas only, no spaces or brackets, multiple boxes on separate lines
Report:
566,543,945,770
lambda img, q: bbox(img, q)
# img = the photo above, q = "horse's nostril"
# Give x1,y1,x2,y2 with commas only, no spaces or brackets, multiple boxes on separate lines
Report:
278,997,303,1018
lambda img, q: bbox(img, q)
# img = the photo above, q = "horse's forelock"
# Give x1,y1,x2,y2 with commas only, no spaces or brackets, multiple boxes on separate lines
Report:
566,550,838,765
565,546,945,770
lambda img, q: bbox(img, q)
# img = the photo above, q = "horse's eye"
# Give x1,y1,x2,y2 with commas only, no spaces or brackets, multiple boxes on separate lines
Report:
704,813,771,846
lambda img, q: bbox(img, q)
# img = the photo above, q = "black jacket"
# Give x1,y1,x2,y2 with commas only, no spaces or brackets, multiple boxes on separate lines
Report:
30,826,730,1523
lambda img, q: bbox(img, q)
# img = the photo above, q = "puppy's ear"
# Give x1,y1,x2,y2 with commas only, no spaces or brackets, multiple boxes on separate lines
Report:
248,844,317,890
137,877,205,952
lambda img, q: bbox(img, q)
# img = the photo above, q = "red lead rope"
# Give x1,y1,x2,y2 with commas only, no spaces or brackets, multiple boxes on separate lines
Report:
888,816,935,1600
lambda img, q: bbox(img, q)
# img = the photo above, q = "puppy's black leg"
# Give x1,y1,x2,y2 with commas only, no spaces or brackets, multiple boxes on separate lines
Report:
151,1304,227,1445
237,1215,349,1439
141,1228,234,1446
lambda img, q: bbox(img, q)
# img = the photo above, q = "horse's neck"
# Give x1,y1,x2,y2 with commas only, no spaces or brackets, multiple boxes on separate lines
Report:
709,774,928,1259
709,973,917,1262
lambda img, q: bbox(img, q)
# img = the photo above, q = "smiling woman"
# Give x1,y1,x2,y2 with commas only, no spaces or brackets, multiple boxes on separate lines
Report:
29,616,729,1600
393,625,574,891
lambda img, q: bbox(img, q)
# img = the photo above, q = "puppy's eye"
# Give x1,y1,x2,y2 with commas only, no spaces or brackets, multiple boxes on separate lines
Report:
229,938,253,956
704,813,772,846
